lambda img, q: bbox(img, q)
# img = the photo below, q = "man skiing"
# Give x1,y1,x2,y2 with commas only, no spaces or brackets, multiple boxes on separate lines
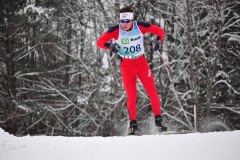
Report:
97,6,167,135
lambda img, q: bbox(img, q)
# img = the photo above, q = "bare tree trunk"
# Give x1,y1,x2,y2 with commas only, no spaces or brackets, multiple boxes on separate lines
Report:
65,18,72,86
5,30,16,104
4,23,17,133
186,0,200,131
115,0,120,23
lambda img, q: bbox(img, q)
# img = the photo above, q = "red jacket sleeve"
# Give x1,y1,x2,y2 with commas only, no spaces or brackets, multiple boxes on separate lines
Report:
137,22,165,43
96,25,119,50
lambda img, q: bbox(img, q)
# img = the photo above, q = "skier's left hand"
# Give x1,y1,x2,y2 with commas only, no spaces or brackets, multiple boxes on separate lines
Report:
153,36,161,51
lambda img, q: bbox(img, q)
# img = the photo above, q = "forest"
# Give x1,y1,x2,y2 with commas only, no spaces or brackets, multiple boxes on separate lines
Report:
0,0,239,136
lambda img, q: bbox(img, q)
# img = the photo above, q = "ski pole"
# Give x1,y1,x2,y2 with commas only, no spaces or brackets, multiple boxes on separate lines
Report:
156,50,172,71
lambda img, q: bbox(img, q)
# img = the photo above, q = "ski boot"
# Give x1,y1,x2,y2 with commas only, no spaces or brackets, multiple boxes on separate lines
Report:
128,120,138,135
155,115,167,132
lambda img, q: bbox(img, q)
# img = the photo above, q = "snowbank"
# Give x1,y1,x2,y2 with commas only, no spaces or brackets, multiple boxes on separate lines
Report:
0,128,240,160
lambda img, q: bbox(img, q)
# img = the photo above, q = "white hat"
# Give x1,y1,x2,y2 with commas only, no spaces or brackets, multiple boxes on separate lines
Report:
120,12,134,20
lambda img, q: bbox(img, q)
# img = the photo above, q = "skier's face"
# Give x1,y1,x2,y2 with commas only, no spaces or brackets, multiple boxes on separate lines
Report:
120,19,133,31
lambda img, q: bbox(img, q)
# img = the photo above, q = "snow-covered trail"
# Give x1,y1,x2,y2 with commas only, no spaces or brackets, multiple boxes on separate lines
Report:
1,128,240,160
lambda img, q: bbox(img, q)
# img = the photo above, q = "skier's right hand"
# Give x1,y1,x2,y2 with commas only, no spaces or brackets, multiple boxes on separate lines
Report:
104,43,120,56
109,43,120,54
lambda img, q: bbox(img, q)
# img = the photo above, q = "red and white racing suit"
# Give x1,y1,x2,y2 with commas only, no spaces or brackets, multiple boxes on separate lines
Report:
97,21,165,120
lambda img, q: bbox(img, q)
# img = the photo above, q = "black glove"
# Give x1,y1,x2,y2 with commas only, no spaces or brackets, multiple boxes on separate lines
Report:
110,43,120,53
104,43,120,54
153,36,161,51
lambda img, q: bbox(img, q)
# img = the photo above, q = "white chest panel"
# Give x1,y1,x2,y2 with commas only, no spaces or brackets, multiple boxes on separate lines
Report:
115,21,145,59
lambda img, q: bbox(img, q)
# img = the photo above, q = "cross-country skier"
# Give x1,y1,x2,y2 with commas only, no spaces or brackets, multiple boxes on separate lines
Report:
97,6,167,135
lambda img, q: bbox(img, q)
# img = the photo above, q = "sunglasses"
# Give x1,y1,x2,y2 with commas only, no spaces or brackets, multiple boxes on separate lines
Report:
120,19,131,23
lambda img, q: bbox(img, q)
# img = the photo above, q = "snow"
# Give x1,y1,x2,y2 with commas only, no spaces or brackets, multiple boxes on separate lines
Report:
24,5,46,15
102,53,109,69
1,128,240,160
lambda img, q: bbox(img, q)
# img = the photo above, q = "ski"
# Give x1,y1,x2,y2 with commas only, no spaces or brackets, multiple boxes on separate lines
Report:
158,130,195,135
